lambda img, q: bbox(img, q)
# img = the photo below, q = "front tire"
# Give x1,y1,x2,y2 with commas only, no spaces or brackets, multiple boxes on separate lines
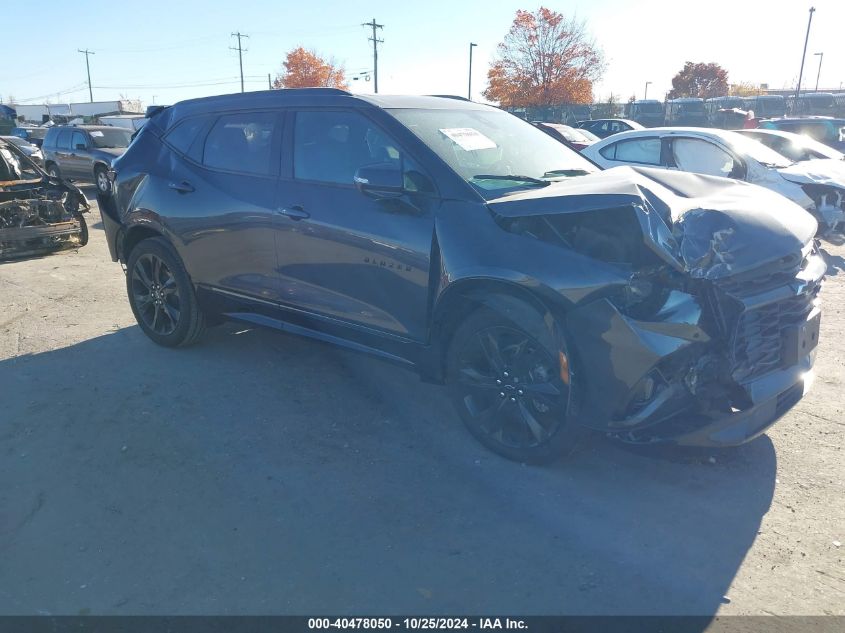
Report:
126,237,206,347
47,163,61,179
446,306,580,463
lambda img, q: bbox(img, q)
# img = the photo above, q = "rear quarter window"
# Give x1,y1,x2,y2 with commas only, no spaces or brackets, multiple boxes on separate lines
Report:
164,116,212,162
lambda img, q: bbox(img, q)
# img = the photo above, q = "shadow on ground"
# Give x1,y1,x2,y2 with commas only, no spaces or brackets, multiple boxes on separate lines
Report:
0,324,776,617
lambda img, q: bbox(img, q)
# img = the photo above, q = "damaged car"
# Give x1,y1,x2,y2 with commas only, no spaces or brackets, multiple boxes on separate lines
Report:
582,127,845,234
1,138,89,260
99,90,825,462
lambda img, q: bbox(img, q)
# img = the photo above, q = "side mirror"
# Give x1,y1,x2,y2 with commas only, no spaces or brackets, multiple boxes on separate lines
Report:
75,143,87,150
354,162,404,198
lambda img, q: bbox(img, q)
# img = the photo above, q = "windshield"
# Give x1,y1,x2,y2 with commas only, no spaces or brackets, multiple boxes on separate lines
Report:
89,128,132,149
638,103,663,113
677,102,705,113
756,98,786,117
388,108,599,199
726,131,793,167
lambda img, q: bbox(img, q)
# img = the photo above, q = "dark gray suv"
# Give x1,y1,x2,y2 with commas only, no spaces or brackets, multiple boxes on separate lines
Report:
99,89,825,463
42,125,133,193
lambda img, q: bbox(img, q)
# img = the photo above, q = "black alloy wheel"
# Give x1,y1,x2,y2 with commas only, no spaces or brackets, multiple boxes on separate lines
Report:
448,308,577,463
125,237,206,347
131,253,181,336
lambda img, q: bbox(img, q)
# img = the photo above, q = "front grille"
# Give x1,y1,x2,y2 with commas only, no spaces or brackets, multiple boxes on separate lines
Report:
730,290,818,383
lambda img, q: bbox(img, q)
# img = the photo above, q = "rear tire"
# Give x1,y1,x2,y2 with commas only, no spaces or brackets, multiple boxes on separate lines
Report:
94,165,111,194
125,237,206,347
446,306,581,463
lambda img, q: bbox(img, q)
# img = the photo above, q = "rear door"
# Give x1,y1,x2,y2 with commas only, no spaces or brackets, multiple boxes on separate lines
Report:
66,130,90,179
273,107,438,341
162,110,287,304
53,129,73,173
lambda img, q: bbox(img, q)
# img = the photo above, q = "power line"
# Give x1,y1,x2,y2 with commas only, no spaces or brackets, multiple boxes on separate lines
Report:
78,49,95,102
230,32,249,93
362,18,383,94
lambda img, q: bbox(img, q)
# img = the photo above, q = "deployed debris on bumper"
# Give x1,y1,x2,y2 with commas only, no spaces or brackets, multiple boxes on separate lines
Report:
0,140,90,260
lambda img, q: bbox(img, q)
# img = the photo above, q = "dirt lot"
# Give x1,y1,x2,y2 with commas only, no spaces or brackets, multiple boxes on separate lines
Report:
0,189,843,615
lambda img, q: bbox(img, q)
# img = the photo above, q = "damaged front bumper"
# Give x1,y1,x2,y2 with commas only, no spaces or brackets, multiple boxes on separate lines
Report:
567,246,825,447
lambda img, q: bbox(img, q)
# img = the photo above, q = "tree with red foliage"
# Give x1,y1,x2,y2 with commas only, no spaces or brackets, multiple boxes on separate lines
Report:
273,47,348,90
668,62,729,99
483,7,605,107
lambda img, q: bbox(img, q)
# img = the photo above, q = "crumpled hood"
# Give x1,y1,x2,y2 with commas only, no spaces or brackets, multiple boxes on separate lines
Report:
487,165,817,279
777,158,845,188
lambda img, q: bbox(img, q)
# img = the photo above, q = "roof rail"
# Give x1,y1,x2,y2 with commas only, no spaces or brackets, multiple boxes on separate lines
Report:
273,87,351,95
428,94,471,101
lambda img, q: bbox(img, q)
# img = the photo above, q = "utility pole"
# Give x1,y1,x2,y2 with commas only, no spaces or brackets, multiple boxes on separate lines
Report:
644,81,652,100
78,49,95,102
795,6,815,100
268,73,272,90
230,32,249,93
813,52,823,91
362,18,383,93
468,43,477,100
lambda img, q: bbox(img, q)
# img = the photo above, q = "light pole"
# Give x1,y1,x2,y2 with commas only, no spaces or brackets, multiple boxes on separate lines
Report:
813,52,823,91
644,81,652,100
795,6,816,100
468,43,477,100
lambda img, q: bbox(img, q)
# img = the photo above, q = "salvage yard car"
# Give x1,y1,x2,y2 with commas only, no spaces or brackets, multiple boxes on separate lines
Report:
0,138,89,260
582,127,845,233
42,124,133,194
99,89,825,462
735,128,844,163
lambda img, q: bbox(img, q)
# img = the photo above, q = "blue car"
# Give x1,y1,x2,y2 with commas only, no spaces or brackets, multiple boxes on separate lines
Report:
759,117,845,152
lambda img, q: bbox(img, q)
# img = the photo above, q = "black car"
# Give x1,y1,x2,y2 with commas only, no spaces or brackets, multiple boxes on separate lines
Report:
576,118,644,139
42,125,133,193
99,89,824,463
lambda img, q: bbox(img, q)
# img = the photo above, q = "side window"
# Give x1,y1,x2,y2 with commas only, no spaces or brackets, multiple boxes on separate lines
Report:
56,130,71,150
293,110,433,192
599,143,616,160
165,116,211,160
71,131,87,149
202,112,276,175
613,138,661,164
672,138,735,177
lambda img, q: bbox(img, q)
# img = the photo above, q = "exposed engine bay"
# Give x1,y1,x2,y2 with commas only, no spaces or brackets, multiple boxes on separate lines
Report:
0,142,90,260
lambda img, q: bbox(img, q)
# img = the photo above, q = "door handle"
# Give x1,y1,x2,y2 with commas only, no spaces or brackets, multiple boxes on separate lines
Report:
168,180,195,194
277,205,309,220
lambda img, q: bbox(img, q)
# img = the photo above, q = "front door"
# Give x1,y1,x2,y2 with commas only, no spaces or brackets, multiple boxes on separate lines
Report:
274,108,437,341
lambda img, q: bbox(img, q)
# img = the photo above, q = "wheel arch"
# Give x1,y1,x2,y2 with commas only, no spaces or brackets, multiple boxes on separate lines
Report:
121,224,167,263
420,278,569,384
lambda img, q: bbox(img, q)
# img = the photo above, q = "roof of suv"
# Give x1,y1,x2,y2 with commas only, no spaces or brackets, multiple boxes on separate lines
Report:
158,89,491,130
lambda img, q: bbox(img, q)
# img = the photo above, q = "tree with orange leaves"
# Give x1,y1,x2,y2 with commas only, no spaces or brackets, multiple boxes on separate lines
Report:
273,47,348,90
483,7,604,108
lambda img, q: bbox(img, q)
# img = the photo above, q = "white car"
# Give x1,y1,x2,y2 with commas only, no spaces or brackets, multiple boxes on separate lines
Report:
734,128,844,162
582,127,845,232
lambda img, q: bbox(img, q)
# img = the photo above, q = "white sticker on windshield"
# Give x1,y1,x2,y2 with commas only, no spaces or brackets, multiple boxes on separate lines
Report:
90,131,104,137
438,128,497,151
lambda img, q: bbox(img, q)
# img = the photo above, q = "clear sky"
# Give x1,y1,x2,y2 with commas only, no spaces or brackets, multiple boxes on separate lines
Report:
4,0,843,108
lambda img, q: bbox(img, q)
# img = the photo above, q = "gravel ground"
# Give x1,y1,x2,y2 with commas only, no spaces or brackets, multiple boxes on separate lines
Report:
0,190,843,616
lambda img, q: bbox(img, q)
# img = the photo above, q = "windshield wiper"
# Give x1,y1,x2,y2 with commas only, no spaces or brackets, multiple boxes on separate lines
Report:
543,168,591,178
471,174,549,187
